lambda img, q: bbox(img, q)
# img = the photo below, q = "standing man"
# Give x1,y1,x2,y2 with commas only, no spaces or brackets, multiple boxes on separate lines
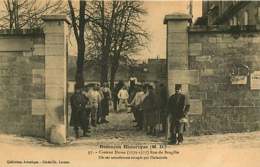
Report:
142,84,159,135
112,80,124,112
128,78,137,118
129,84,145,130
100,82,111,123
70,85,89,138
158,83,168,133
128,78,137,104
86,84,102,127
96,84,104,124
167,84,190,144
83,84,92,134
117,85,129,112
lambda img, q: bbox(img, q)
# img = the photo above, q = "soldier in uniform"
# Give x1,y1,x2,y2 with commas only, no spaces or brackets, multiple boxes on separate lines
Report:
70,85,89,138
167,84,190,144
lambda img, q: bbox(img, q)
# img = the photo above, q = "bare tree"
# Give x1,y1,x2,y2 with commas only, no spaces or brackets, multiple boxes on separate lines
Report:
0,0,65,30
86,1,119,84
86,1,149,88
68,0,86,88
109,1,148,89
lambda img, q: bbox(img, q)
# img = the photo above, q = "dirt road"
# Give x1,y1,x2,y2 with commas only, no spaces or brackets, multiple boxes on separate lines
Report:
0,112,259,167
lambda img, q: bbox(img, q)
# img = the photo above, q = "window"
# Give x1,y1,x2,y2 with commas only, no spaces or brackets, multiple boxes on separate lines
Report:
244,11,248,25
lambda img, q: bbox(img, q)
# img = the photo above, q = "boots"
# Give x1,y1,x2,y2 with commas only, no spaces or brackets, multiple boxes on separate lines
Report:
177,133,184,144
168,133,177,145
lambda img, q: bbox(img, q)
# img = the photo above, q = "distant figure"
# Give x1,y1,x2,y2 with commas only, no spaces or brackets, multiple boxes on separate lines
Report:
128,78,137,120
167,84,190,145
83,84,92,133
142,84,159,135
96,84,104,124
117,85,129,112
70,85,89,138
100,82,111,123
129,84,145,130
112,80,124,112
128,78,137,103
86,84,102,127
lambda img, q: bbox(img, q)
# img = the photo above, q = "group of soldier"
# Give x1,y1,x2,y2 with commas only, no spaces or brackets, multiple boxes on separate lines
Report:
70,83,111,138
70,78,190,145
126,80,190,144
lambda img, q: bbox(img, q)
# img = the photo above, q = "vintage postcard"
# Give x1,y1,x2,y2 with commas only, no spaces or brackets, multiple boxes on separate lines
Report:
0,0,259,167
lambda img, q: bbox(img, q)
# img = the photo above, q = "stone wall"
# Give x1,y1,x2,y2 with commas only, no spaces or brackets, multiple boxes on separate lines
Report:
188,27,260,135
0,16,69,142
0,31,45,137
165,13,260,136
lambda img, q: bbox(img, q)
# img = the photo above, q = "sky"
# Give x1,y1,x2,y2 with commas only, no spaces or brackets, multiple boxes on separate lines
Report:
67,1,202,61
65,1,202,61
139,0,202,61
0,0,202,60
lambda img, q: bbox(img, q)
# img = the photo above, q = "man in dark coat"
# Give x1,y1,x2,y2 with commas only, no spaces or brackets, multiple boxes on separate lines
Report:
158,83,168,133
167,84,190,144
70,85,89,138
100,82,111,123
128,78,137,121
142,84,159,135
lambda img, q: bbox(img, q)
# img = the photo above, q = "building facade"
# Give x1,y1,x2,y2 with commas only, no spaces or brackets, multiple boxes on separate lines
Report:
165,13,260,136
68,57,167,90
196,1,260,26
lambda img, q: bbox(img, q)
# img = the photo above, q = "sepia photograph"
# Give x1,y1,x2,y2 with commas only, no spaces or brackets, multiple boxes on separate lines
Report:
0,0,259,166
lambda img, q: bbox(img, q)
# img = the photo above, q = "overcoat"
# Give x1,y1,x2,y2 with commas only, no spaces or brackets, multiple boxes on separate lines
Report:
101,88,111,116
142,91,159,127
167,93,189,120
70,92,89,128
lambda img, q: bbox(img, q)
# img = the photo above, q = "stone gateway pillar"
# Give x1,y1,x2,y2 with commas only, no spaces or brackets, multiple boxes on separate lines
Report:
164,13,191,96
42,15,70,144
164,13,192,140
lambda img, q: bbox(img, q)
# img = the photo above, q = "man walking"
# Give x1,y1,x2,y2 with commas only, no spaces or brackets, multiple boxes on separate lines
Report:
167,84,190,144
